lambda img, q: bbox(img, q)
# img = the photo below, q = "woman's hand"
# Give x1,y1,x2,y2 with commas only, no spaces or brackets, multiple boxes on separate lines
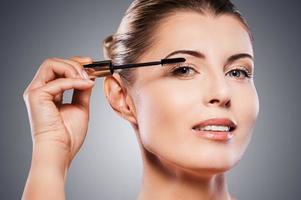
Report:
22,56,95,200
23,56,95,164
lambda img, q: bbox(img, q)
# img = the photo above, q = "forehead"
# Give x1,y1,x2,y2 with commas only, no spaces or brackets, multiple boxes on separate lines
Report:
141,11,253,60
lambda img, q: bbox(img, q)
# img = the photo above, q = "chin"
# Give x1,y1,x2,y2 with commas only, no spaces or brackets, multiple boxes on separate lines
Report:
177,130,252,176
190,155,239,175
162,144,244,178
179,160,239,179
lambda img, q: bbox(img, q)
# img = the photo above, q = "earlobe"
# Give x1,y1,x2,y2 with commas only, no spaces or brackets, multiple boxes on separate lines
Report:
103,74,138,125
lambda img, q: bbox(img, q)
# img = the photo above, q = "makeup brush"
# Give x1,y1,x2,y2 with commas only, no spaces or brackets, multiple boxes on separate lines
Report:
83,57,186,78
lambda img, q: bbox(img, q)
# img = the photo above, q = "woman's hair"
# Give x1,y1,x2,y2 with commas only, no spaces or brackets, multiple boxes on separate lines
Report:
102,0,253,87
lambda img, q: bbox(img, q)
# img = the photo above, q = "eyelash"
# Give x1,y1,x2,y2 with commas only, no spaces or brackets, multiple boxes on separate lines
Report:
170,64,253,79
170,64,198,77
228,66,253,79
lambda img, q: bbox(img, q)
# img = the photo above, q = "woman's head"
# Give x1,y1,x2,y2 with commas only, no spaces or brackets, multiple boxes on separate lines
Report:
103,0,259,178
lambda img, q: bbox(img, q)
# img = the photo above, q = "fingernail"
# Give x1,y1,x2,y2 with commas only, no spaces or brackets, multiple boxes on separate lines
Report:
81,69,89,79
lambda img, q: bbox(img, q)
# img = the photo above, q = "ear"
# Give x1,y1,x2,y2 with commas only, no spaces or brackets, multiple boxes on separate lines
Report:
103,73,138,126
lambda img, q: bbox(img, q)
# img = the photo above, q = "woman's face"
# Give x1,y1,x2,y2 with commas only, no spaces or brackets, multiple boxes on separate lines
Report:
128,12,259,176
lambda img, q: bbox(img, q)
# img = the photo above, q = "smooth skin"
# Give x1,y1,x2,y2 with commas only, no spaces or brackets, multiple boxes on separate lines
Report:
22,11,259,200
104,12,258,200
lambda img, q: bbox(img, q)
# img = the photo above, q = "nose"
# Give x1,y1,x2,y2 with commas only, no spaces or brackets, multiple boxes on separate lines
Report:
203,72,231,108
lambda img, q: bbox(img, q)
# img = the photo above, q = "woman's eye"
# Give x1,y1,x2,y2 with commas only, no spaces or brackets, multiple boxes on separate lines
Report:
170,65,198,77
226,68,252,79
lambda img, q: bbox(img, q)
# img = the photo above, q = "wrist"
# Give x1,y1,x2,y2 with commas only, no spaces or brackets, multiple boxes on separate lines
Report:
31,141,72,180
22,142,71,200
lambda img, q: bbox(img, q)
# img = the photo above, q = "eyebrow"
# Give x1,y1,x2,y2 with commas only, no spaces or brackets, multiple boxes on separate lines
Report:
164,49,254,64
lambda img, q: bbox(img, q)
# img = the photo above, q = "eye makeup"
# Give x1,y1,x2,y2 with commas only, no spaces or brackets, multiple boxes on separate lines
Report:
166,62,200,78
226,65,253,79
171,65,199,77
165,59,253,80
83,57,186,78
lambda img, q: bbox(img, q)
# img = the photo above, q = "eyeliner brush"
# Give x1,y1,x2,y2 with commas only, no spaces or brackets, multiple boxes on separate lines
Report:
83,57,186,78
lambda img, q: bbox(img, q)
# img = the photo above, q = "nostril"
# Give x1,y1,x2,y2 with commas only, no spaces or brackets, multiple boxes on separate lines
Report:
225,100,231,107
209,99,219,104
208,99,231,107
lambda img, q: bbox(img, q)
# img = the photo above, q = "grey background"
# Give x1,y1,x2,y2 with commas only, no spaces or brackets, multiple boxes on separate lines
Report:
0,0,300,199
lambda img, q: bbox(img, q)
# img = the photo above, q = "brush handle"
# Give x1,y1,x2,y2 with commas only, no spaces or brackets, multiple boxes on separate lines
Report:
82,57,186,78
83,66,112,78
83,60,113,78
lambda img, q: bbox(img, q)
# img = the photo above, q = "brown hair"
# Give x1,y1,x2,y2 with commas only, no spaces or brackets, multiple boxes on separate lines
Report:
102,0,253,87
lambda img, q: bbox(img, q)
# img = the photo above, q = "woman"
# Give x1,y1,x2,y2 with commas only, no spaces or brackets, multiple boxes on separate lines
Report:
22,0,259,199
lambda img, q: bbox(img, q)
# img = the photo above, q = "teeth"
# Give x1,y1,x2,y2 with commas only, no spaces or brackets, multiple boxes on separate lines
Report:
194,125,230,132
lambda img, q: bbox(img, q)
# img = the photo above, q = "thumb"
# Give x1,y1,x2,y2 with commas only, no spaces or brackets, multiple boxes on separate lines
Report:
69,56,95,110
71,79,95,110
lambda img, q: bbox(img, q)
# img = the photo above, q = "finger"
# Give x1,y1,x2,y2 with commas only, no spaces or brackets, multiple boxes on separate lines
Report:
37,78,95,101
71,75,95,109
69,56,93,64
53,57,90,79
69,56,93,80
71,87,93,110
29,58,81,90
54,93,63,106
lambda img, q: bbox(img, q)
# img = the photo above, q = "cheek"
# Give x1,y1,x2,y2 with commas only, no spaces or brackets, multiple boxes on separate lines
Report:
231,82,259,157
135,81,191,154
233,83,259,135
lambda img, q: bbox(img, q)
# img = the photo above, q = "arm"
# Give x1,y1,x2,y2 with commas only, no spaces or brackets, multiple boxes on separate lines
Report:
22,142,70,200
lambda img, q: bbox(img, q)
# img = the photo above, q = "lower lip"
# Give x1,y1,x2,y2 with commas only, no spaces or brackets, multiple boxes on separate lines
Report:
192,129,234,141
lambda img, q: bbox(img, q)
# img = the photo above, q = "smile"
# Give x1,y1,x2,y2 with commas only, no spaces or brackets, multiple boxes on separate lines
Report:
193,125,231,132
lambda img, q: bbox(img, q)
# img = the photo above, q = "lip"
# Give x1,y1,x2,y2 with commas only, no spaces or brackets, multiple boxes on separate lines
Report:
191,118,237,142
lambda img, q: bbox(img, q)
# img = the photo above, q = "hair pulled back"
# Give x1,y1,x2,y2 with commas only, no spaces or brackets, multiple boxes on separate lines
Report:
103,0,253,87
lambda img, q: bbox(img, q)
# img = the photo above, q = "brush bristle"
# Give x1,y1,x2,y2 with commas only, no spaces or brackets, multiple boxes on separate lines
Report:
161,57,186,65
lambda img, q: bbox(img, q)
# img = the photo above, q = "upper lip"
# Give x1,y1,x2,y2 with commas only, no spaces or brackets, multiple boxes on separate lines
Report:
192,118,237,131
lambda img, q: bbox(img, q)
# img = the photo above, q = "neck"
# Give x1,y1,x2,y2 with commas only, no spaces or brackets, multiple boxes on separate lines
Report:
137,148,234,200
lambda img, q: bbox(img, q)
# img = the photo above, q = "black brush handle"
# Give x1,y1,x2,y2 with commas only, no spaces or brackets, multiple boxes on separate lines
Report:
82,57,186,78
